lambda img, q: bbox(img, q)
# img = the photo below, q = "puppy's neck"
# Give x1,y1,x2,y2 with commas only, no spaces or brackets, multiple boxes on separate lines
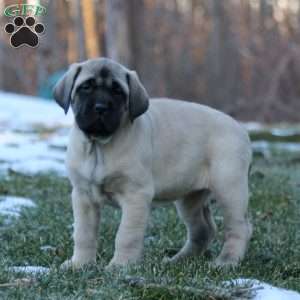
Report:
89,135,112,145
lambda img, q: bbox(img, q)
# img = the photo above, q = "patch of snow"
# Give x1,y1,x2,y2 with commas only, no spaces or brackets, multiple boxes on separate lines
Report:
0,196,36,217
252,141,300,153
9,266,50,275
227,279,300,300
0,92,73,131
271,128,300,137
0,92,71,176
40,245,56,252
0,141,65,162
242,122,265,131
0,140,67,177
10,159,67,177
47,134,69,149
0,132,38,145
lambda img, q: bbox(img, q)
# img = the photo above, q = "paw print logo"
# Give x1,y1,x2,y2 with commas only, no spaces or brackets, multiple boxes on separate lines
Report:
4,16,45,48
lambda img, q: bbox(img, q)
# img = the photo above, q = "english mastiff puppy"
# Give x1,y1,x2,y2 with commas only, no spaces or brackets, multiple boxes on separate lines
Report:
53,58,252,269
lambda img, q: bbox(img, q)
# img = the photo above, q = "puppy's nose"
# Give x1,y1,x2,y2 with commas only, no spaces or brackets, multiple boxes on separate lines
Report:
95,103,108,114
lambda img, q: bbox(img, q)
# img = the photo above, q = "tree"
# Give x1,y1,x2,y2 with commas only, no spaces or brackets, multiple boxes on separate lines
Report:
36,0,56,91
206,0,242,112
81,0,100,58
105,0,132,67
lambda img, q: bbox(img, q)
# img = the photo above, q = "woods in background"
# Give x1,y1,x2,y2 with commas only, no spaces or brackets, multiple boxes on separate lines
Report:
0,0,300,122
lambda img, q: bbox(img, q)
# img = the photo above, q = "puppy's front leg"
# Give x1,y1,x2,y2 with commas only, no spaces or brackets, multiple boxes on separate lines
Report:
62,188,100,269
107,195,151,269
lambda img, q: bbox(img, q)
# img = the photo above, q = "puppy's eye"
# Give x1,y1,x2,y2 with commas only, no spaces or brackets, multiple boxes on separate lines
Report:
111,81,123,95
80,80,94,92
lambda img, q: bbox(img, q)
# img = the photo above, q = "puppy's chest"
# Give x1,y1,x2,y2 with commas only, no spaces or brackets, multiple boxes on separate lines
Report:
89,171,130,206
73,143,105,183
71,145,129,204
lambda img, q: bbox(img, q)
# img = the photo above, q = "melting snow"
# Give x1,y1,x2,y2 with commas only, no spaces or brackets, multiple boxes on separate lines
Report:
9,266,50,275
227,279,300,300
40,245,56,252
0,196,36,217
0,92,71,176
10,159,67,177
252,141,300,159
243,122,265,131
0,92,72,131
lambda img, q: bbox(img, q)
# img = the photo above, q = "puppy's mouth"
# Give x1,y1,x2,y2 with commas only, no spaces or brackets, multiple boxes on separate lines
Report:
83,119,112,138
76,112,120,139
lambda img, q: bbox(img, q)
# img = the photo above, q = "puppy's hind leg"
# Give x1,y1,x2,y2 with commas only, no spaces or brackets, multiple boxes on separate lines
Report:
165,190,216,263
213,172,252,268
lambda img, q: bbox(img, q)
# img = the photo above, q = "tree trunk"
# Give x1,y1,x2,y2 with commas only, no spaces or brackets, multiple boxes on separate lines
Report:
81,0,100,58
127,0,144,71
67,0,77,63
35,0,56,94
209,0,224,78
207,0,242,111
75,0,86,61
105,0,132,67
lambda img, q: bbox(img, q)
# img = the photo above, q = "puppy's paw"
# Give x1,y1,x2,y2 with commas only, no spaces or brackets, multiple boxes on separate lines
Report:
105,255,139,271
213,254,240,269
162,249,193,264
105,258,127,271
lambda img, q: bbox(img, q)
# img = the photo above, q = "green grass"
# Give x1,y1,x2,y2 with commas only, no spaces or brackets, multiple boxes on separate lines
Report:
0,151,299,299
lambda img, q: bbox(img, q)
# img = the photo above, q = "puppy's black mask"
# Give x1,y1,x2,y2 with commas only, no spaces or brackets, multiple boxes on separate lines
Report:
72,70,127,138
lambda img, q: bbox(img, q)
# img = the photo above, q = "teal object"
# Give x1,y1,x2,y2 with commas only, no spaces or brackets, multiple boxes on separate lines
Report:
37,70,66,100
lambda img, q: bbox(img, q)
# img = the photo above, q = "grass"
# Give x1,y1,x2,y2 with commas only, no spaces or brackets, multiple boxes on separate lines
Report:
0,150,299,299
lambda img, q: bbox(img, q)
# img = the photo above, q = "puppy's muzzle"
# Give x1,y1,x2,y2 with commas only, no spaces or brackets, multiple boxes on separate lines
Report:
95,103,109,114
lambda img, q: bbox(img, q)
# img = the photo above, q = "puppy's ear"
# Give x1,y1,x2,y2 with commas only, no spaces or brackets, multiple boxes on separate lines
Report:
127,71,149,122
53,63,82,114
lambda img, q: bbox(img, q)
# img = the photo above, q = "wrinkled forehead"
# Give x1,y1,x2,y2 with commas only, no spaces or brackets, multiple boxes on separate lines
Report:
72,59,130,100
79,58,129,90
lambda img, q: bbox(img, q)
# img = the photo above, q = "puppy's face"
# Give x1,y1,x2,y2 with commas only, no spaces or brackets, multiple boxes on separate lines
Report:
73,67,128,137
53,58,149,138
